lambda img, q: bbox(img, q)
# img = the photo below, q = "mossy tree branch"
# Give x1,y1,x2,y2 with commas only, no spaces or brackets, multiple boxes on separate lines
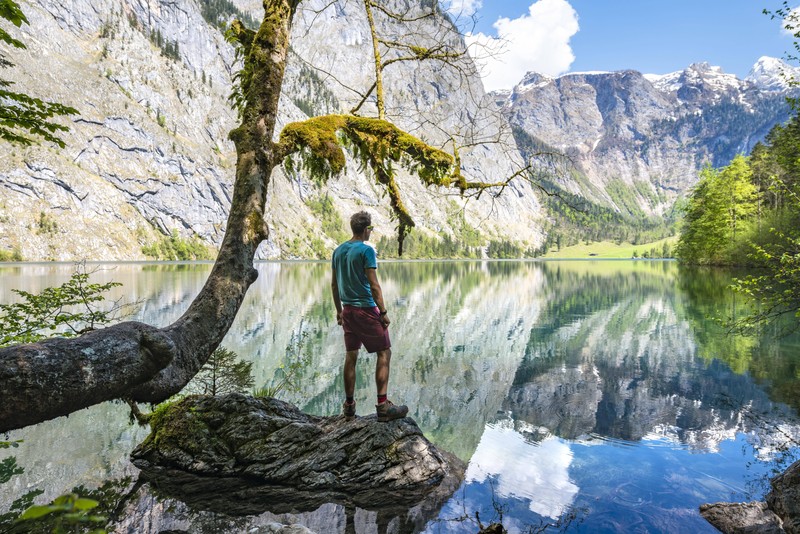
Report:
279,114,454,254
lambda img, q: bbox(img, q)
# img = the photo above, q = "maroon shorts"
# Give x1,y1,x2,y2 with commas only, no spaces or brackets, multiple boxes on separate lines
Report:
341,305,391,353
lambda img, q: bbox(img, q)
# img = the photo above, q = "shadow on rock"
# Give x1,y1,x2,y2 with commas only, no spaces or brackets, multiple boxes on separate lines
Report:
129,393,465,533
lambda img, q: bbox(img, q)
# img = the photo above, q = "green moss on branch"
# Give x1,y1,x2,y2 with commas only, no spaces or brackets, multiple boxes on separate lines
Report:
279,115,454,254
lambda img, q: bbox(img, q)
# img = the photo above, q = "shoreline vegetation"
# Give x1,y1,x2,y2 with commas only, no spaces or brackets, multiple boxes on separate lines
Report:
0,236,680,264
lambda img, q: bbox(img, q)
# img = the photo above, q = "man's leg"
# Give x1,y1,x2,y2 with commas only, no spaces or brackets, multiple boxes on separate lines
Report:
344,350,359,398
375,348,392,397
374,348,407,422
342,349,358,419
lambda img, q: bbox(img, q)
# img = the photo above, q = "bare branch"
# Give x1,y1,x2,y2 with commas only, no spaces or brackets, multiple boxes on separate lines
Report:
368,0,437,23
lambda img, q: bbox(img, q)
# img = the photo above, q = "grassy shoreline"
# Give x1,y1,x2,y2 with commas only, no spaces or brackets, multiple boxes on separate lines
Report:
542,236,678,259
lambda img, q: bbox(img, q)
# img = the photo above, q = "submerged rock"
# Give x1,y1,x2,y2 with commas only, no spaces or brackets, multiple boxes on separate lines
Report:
768,460,800,533
130,393,465,519
699,502,783,533
701,459,800,533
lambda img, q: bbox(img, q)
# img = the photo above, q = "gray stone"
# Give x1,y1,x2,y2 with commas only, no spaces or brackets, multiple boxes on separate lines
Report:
768,460,800,534
699,502,784,533
131,393,465,517
701,459,800,533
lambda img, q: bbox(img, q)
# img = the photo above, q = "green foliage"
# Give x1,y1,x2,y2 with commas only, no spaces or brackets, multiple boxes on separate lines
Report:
36,210,58,234
0,269,122,347
374,204,485,258
0,456,23,484
375,228,482,259
0,246,22,261
677,111,800,330
511,125,679,254
12,493,105,533
0,489,44,532
148,28,180,61
730,230,800,333
306,194,348,244
280,114,454,254
184,347,254,396
1,440,126,533
253,330,314,399
224,20,254,120
486,239,527,259
605,178,647,218
632,240,673,259
676,156,758,264
199,0,257,32
446,203,484,247
291,55,340,118
530,177,676,256
0,0,78,147
141,230,215,260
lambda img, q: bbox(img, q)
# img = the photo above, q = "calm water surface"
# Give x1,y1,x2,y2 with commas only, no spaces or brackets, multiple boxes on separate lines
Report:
1,260,799,533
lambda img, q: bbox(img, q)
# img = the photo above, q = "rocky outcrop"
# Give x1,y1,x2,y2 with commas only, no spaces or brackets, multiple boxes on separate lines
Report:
130,393,465,519
701,459,800,533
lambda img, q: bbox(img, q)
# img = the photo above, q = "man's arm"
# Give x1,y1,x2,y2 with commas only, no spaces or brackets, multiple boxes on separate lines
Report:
365,268,390,326
331,267,343,325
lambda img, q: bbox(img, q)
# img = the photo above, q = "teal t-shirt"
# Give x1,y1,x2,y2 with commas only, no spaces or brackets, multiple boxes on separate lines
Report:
332,240,377,308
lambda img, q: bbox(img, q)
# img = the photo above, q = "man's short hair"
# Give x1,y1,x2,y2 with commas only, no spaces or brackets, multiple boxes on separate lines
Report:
350,211,372,234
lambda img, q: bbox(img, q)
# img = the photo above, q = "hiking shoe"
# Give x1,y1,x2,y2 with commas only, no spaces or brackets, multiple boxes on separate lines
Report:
343,401,356,420
375,400,408,422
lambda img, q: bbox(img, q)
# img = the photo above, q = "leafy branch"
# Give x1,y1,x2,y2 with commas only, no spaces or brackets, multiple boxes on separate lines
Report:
0,265,129,347
0,0,78,147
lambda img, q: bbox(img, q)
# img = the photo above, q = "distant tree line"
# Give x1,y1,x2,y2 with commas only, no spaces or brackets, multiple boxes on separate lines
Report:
532,178,678,256
199,0,258,31
510,126,678,256
676,114,800,329
149,28,180,61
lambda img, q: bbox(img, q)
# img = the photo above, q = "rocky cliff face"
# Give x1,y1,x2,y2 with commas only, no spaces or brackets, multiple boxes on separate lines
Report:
0,0,543,261
498,59,797,217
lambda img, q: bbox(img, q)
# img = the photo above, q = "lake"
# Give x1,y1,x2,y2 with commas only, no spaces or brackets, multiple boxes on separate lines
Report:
1,260,799,533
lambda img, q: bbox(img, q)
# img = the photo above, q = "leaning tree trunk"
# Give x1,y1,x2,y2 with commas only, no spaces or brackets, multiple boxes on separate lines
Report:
0,0,300,433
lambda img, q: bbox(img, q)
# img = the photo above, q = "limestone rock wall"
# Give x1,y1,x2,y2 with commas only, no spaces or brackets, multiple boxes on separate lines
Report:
0,0,544,261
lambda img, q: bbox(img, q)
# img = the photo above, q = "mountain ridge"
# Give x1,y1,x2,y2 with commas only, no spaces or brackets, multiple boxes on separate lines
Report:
495,58,796,220
0,1,796,261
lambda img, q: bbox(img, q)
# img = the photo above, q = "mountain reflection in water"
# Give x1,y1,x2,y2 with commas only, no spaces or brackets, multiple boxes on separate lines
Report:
0,260,798,533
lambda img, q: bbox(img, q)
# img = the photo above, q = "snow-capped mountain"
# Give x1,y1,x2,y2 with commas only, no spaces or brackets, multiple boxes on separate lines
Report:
746,55,800,91
496,59,797,217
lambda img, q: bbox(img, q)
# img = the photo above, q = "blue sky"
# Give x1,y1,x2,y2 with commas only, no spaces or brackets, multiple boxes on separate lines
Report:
444,0,794,91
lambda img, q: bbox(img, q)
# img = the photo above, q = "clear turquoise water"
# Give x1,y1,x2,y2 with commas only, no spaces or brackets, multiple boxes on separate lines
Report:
1,260,798,533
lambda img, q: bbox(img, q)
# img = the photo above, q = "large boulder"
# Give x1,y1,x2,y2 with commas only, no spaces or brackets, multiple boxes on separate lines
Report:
700,459,800,533
131,393,465,519
699,502,783,533
768,460,800,533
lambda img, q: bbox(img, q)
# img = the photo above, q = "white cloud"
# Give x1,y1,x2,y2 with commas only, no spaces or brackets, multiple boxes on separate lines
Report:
466,421,579,519
781,6,800,36
465,0,579,92
443,0,483,18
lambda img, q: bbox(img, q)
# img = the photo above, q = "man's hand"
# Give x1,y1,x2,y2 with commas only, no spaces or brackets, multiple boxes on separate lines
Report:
336,311,343,326
380,313,390,327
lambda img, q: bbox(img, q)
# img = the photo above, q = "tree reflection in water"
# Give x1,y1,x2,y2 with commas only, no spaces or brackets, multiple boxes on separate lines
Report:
1,260,799,533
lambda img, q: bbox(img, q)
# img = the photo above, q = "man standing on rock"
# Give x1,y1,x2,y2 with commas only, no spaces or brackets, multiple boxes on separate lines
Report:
331,211,409,422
